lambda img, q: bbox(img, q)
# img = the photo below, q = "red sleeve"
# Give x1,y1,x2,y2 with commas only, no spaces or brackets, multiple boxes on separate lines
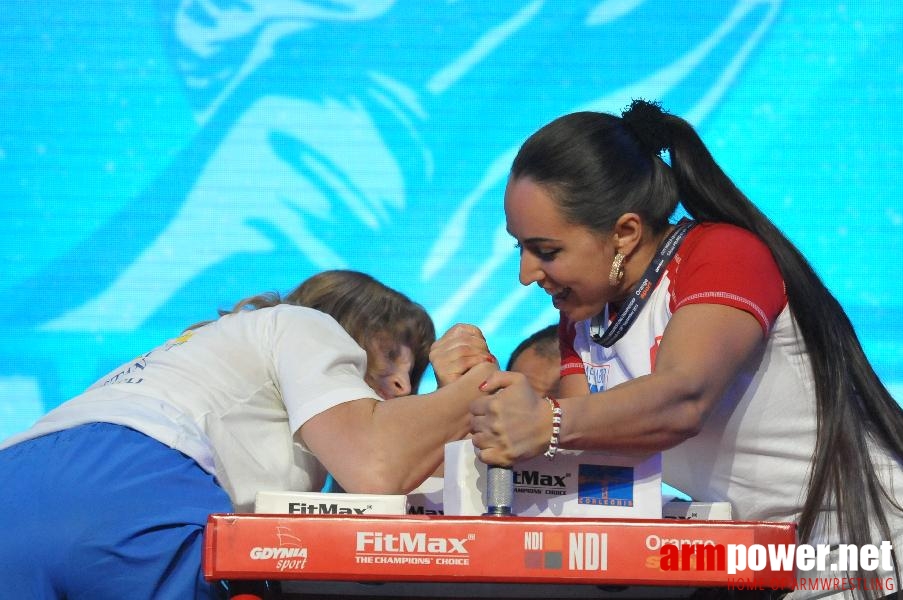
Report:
669,223,787,333
558,314,584,377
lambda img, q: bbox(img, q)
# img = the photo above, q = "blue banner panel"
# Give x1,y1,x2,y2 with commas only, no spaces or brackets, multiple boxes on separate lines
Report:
1,1,901,440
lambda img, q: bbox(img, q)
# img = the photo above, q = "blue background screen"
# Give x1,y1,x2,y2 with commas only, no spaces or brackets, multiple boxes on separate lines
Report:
2,1,901,440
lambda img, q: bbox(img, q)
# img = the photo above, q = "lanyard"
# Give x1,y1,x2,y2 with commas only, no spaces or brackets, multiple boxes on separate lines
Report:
590,218,696,347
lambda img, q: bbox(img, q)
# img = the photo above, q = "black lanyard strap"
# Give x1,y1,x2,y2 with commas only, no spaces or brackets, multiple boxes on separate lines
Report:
590,218,696,347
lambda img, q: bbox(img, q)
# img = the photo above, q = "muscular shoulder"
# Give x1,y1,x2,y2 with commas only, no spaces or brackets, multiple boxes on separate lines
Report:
678,222,774,266
669,222,786,333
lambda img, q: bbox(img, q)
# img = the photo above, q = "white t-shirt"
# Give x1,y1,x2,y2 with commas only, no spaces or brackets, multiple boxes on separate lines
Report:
560,223,901,596
1,305,381,512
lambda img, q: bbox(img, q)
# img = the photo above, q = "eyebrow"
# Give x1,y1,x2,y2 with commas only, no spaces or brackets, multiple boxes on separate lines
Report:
506,227,559,244
521,236,561,244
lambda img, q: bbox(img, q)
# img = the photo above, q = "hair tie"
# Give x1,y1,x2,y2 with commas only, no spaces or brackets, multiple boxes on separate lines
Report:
621,98,670,156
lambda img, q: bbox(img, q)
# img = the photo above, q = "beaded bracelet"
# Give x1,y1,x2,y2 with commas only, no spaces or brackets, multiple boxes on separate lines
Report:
543,396,562,460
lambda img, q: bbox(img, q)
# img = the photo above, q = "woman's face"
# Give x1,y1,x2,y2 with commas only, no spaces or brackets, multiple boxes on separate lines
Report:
365,342,415,400
504,176,614,322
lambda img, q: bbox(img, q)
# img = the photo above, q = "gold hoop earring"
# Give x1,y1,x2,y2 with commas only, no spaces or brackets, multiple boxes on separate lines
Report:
609,252,626,287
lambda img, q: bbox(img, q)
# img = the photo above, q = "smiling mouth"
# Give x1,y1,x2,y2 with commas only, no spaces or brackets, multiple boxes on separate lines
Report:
548,287,571,308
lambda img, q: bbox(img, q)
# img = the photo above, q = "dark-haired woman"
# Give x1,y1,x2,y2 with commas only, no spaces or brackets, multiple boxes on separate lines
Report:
470,101,902,598
0,270,495,599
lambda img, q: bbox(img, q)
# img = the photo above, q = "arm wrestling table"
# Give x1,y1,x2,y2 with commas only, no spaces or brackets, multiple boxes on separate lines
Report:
204,514,797,599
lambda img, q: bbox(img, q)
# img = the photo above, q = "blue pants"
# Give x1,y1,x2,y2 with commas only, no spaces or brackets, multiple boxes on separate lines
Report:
0,423,233,599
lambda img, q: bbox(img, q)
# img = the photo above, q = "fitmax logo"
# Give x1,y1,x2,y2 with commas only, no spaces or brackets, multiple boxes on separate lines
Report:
407,506,444,515
514,470,569,487
356,532,472,554
288,502,371,514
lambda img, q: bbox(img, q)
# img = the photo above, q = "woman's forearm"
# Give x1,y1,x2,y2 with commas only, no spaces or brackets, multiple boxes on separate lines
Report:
303,361,496,494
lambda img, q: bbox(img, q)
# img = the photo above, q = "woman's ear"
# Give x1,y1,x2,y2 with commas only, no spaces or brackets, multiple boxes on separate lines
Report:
612,212,644,255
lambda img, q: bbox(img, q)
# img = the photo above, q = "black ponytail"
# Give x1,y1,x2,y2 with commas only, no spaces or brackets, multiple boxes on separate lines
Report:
651,101,903,593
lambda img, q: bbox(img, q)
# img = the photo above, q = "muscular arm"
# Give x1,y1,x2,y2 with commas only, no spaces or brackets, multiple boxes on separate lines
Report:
298,360,496,494
566,303,763,451
472,303,765,464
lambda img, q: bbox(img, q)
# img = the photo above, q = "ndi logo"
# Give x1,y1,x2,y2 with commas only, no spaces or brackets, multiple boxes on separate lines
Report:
569,532,608,571
577,464,634,507
522,530,608,571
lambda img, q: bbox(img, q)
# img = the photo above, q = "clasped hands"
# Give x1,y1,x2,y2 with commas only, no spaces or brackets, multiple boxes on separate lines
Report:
431,324,553,467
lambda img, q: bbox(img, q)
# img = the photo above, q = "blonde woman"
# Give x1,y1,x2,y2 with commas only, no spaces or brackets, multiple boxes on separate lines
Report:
0,270,495,599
